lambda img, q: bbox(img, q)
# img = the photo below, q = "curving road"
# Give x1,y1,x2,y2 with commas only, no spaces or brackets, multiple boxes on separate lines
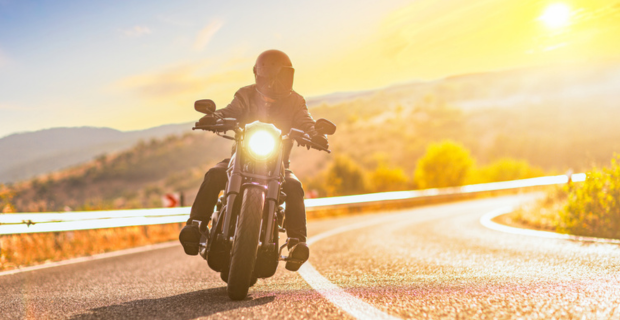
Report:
3,194,620,319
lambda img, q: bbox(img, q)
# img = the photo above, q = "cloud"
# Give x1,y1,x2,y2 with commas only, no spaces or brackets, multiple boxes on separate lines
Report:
112,58,252,104
121,26,152,37
194,19,224,51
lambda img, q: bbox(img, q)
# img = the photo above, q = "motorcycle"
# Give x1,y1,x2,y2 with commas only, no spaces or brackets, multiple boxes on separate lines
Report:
191,99,336,300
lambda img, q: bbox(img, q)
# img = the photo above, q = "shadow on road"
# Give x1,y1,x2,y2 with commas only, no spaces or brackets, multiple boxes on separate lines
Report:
70,287,275,320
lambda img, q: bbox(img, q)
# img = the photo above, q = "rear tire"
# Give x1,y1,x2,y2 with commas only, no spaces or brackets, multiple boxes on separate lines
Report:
227,187,264,300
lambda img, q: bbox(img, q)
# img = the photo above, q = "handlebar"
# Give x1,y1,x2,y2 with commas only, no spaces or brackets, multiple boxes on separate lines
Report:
192,124,239,132
192,118,240,133
287,128,331,153
192,119,330,153
295,136,331,153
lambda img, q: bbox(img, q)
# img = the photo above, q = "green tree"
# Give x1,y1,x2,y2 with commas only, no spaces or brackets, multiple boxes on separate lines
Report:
370,165,409,192
325,156,366,196
413,140,474,189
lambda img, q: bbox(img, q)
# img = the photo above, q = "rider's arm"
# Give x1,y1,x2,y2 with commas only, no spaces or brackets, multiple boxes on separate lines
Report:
291,96,316,133
291,95,329,149
213,87,251,120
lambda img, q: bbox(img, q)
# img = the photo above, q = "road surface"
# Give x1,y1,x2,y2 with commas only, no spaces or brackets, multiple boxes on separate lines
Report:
3,194,620,319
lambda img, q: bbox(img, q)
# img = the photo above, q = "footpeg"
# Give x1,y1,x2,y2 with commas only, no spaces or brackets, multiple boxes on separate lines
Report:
285,242,309,272
192,220,210,259
278,237,299,261
277,238,308,271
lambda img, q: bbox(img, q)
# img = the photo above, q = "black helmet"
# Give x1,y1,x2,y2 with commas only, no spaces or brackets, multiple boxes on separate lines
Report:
253,50,295,99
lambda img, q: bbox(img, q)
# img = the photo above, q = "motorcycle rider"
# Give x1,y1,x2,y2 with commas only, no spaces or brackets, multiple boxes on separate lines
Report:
179,49,328,271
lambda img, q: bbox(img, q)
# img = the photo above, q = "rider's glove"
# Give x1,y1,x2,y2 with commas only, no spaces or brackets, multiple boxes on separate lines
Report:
198,115,217,126
309,130,329,149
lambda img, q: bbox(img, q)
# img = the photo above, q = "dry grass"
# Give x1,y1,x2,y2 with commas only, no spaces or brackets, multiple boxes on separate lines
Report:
0,223,182,271
0,187,539,272
501,186,567,232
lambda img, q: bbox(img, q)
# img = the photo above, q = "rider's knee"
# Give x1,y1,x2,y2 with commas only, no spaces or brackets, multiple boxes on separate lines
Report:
205,166,227,179
284,177,304,198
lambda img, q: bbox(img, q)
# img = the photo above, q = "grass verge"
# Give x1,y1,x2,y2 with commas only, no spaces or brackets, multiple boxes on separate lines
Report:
1,187,537,272
501,155,620,239
0,224,182,271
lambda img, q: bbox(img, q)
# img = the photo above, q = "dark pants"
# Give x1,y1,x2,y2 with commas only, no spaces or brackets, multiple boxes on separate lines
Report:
188,159,307,242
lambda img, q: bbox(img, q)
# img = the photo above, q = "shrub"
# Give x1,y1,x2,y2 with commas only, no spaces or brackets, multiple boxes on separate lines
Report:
413,140,474,189
558,155,620,238
0,184,15,213
324,156,366,196
470,158,545,184
369,165,409,192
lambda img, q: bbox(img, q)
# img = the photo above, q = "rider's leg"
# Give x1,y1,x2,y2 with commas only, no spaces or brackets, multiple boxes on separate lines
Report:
282,170,307,243
282,169,309,271
186,159,229,226
180,159,229,255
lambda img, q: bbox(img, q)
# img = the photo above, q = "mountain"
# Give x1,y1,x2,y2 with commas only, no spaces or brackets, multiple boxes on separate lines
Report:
6,59,620,212
3,59,620,185
0,123,192,183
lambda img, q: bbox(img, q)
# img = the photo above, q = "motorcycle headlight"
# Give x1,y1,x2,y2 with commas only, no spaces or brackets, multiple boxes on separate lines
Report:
249,130,276,157
244,122,281,160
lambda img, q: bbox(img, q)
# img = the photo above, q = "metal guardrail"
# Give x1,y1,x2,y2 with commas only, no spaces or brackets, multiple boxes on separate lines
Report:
0,173,585,235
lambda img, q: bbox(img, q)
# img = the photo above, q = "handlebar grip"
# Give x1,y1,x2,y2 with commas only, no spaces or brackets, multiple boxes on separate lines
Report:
193,124,237,132
298,137,330,153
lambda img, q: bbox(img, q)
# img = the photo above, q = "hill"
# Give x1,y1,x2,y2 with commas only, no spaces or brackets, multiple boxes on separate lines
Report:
0,123,191,183
4,59,620,212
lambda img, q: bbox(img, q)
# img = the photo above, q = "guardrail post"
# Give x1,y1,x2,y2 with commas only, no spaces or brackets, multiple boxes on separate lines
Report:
53,232,62,251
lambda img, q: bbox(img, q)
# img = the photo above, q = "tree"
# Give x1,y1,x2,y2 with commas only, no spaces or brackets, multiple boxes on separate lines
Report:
325,156,366,196
471,158,545,184
370,165,409,192
413,141,474,189
0,184,15,213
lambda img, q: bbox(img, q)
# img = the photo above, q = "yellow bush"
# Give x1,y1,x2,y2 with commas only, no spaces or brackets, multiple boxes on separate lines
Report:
559,155,620,238
324,156,366,196
470,158,545,184
413,141,474,189
369,165,409,192
0,184,15,213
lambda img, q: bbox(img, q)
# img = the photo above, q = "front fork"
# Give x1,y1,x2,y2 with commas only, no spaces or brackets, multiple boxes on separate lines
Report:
219,151,284,250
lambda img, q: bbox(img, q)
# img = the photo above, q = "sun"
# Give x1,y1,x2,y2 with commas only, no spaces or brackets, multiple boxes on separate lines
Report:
540,3,572,28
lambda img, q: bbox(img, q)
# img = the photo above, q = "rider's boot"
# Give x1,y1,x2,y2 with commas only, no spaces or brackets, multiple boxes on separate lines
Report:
285,241,310,272
179,220,209,256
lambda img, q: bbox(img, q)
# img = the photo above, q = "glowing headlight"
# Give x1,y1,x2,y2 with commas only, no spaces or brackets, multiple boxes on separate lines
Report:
248,130,276,157
243,121,281,160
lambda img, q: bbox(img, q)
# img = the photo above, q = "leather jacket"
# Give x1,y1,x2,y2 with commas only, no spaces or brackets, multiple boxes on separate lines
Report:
213,85,316,168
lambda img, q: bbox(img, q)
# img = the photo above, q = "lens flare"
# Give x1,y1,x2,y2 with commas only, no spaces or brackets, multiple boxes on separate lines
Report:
540,3,572,29
248,130,276,157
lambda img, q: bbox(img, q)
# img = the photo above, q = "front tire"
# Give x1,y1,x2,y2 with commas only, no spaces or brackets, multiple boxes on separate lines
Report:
227,187,264,300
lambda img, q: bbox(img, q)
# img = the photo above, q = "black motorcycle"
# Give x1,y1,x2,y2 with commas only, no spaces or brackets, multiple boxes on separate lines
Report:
191,99,336,300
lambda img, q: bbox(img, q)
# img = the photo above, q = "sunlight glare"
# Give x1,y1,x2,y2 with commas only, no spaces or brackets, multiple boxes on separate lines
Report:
540,3,572,29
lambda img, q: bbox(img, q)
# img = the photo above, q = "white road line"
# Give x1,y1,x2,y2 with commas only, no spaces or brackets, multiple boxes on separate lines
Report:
299,216,404,320
0,241,179,277
480,207,620,245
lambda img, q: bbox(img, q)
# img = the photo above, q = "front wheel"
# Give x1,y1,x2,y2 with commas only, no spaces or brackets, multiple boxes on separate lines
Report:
227,187,264,300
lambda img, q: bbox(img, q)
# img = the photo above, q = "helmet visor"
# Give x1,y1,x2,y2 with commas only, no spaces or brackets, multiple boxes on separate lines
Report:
256,66,295,99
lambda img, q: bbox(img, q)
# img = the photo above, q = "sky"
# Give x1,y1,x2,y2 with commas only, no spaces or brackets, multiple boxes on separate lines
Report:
1,0,619,138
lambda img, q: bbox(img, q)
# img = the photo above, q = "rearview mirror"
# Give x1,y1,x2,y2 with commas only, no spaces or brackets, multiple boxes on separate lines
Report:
195,99,216,115
315,119,336,135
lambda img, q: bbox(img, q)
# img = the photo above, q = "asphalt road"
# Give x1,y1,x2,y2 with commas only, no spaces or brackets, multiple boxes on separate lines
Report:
3,194,620,319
